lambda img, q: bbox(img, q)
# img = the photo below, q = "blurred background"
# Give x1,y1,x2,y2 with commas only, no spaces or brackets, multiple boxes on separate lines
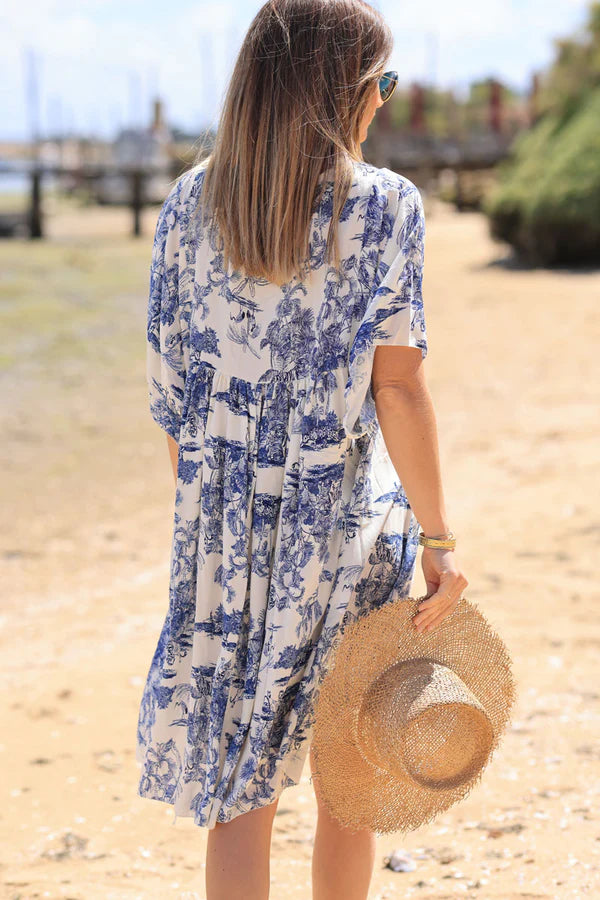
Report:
2,2,599,898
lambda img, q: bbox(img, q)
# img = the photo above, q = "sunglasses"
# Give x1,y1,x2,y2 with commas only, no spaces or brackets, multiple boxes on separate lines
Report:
378,70,398,102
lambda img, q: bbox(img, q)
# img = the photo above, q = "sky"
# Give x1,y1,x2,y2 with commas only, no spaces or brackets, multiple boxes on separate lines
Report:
0,0,592,142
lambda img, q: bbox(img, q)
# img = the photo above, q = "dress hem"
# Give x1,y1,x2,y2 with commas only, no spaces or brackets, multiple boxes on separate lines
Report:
135,743,311,829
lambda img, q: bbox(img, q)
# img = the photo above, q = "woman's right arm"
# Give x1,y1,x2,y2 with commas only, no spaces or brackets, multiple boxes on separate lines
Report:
372,344,468,634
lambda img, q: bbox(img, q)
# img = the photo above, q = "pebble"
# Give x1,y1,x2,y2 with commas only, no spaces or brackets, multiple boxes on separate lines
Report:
383,849,417,872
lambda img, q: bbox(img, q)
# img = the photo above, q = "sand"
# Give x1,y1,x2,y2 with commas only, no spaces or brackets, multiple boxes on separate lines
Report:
1,192,599,899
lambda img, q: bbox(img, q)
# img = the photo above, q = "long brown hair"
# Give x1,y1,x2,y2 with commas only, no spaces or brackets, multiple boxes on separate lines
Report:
192,0,393,285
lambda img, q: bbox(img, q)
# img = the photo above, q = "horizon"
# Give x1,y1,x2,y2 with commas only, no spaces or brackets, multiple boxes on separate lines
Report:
1,0,592,142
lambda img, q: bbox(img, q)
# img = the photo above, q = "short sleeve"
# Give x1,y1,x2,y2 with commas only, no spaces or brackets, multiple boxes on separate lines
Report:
342,182,428,439
146,179,188,442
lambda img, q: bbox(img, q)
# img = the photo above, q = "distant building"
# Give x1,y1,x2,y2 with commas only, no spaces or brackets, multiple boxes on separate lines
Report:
96,98,175,204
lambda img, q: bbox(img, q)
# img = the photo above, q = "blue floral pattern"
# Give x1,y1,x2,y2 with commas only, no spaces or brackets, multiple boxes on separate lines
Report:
136,158,428,828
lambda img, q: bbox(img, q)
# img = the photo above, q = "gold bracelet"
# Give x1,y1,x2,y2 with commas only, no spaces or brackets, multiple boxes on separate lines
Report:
418,531,456,550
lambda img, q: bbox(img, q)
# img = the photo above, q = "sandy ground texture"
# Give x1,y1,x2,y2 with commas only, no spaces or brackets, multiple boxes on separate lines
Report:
1,189,599,900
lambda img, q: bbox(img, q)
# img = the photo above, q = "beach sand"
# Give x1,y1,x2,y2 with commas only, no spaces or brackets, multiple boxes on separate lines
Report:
1,193,599,898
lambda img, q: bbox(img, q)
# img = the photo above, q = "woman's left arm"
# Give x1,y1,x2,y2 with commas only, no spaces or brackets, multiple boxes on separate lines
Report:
166,434,178,485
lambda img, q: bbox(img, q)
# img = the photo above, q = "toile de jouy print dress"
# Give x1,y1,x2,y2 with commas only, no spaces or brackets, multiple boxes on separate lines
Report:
135,158,428,829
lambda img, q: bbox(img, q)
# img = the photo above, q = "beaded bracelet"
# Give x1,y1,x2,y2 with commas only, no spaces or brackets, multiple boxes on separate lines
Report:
418,531,456,550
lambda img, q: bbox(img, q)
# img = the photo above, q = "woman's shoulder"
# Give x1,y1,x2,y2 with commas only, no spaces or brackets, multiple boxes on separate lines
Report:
161,160,210,209
163,158,421,233
170,157,418,202
351,160,421,205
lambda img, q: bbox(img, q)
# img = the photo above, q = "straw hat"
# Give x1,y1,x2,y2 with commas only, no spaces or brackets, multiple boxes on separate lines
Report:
311,594,517,835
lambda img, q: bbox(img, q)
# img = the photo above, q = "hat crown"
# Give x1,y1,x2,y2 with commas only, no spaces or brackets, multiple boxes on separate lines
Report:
357,658,495,790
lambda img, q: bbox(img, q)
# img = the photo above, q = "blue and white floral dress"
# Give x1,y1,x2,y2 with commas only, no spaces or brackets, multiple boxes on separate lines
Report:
135,158,428,829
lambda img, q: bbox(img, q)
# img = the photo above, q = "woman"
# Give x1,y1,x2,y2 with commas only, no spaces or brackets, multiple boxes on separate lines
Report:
136,1,468,898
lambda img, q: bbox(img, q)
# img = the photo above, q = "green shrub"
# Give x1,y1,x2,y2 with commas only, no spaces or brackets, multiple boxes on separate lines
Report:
484,87,600,265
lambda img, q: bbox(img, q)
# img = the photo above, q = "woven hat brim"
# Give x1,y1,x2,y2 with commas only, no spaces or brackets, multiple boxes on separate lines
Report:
311,595,517,835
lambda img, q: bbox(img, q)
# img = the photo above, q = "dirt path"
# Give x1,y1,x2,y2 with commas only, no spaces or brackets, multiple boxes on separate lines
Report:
1,195,599,899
